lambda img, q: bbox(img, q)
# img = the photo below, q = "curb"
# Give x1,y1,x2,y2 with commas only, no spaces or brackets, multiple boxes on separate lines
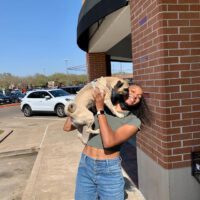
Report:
0,103,20,108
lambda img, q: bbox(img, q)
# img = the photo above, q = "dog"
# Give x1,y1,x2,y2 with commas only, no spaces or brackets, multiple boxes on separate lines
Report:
65,76,129,144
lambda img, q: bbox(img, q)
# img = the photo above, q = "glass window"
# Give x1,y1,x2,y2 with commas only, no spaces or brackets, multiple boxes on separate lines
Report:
27,91,50,98
49,89,69,97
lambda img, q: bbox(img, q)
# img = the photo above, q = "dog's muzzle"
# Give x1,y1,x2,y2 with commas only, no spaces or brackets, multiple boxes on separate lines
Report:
119,88,129,95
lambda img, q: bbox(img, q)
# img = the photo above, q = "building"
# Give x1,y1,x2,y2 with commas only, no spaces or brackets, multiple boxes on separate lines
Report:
76,1,200,200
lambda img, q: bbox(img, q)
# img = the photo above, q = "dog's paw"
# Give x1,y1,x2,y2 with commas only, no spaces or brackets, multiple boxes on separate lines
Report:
115,112,125,118
90,129,100,134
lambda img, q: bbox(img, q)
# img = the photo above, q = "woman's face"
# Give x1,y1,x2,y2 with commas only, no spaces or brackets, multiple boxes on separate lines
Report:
125,85,143,106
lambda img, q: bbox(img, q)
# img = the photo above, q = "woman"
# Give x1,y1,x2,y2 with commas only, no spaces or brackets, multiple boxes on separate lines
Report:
63,84,150,200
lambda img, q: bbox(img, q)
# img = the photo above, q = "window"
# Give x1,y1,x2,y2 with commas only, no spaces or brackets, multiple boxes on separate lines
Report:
27,91,49,98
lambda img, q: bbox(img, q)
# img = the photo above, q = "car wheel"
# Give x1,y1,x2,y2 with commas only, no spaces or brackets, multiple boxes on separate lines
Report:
23,105,32,117
55,104,66,117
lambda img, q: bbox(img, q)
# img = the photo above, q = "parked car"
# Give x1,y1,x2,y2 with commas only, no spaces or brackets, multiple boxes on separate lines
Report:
60,85,84,94
0,93,12,104
20,89,75,117
9,92,25,103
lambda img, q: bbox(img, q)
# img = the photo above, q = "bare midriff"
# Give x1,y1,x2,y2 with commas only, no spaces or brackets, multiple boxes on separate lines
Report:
83,145,120,160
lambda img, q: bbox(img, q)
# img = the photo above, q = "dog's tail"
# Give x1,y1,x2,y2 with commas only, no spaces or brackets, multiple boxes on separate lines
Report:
67,103,77,113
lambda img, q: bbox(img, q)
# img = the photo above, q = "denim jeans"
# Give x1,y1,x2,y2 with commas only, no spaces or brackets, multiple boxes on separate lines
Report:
75,153,125,200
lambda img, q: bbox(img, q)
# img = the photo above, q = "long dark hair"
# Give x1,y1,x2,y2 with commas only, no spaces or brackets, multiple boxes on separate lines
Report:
128,96,151,125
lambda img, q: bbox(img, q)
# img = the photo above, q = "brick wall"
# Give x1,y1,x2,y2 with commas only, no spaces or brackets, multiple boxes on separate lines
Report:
87,53,111,81
130,0,200,169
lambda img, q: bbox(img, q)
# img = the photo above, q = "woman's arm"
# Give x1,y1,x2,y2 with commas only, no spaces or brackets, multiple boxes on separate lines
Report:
63,117,76,132
93,88,139,148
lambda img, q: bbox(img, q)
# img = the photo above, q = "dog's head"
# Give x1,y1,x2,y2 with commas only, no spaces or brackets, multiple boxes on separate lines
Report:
113,80,129,95
111,79,129,104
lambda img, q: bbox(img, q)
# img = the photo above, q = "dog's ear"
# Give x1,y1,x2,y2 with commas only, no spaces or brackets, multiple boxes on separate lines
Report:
114,80,124,90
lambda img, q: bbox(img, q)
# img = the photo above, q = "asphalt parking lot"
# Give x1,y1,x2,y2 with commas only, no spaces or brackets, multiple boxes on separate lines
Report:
0,105,74,200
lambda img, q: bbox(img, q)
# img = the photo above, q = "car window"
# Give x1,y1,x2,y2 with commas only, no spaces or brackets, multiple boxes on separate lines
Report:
61,86,83,94
39,91,50,98
27,91,49,98
49,89,69,97
27,92,40,98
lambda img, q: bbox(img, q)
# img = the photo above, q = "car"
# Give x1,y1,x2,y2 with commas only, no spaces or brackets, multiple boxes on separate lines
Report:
0,93,12,104
9,92,25,103
20,89,75,117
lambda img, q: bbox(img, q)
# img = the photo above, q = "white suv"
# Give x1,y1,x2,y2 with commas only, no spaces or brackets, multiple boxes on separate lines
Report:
20,89,75,117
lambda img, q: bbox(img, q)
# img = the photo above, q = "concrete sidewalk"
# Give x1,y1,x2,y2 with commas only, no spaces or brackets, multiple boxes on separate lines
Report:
0,118,145,199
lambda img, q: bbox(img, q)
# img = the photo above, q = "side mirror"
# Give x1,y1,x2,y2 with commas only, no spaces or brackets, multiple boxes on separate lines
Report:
45,96,51,100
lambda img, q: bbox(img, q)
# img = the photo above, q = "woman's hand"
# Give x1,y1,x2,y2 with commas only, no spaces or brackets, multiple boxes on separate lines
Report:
63,116,76,132
92,87,105,111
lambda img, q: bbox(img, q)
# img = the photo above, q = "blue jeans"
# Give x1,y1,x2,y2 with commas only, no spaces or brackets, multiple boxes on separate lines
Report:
75,153,125,200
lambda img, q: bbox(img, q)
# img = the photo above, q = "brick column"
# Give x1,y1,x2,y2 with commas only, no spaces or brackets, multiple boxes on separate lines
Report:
87,53,111,81
130,0,200,199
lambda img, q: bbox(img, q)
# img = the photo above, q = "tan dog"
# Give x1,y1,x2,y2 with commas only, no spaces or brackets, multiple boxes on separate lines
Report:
65,76,129,144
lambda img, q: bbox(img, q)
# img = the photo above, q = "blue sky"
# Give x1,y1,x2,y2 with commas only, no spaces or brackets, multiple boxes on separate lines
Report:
0,0,132,76
0,0,85,76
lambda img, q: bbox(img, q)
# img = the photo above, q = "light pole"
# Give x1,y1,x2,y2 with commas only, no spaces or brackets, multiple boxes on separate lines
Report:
64,59,69,74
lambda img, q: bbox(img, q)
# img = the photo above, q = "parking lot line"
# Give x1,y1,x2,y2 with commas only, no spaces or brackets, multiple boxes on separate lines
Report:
13,117,66,121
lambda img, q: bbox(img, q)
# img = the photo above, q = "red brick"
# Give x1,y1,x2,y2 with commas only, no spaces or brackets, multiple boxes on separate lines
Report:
192,91,200,98
168,5,189,11
172,120,192,127
193,104,200,111
162,141,182,148
170,78,191,85
180,41,200,48
172,133,192,141
181,70,200,77
172,161,191,168
168,20,190,26
183,139,200,146
180,27,200,34
171,92,191,99
169,64,190,71
158,158,173,169
173,147,192,154
171,106,192,113
179,12,200,19
157,0,177,4
193,132,200,139
182,98,200,106
130,0,200,170
183,125,200,133
190,5,200,11
181,56,200,63
183,112,200,119
193,119,200,124
159,100,180,107
163,155,182,162
181,84,200,91
178,0,199,3
183,154,191,160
